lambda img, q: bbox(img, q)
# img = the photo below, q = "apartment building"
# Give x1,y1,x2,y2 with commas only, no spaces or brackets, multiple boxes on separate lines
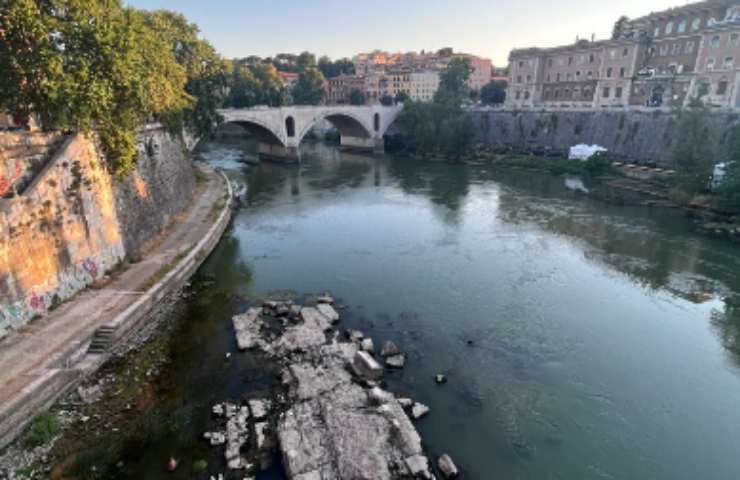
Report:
506,0,740,109
326,75,366,104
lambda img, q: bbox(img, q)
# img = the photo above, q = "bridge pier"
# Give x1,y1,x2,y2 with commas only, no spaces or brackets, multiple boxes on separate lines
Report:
340,136,385,155
257,142,300,162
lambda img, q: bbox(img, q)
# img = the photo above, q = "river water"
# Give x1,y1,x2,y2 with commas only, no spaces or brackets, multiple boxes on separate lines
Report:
119,138,740,479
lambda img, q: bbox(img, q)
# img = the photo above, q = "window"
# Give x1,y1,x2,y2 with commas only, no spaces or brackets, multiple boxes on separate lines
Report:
587,71,593,78
515,91,521,99
615,87,623,98
546,74,551,82
607,67,613,78
554,89,561,99
556,73,561,82
623,48,630,57
731,33,739,46
707,57,715,70
711,35,721,48
603,87,611,98
718,81,728,95
724,57,734,69
548,58,553,67
610,49,617,59
565,89,571,99
576,71,581,78
526,75,532,82
568,57,573,65
685,41,695,53
517,75,522,83
654,27,660,37
691,18,701,31
589,54,595,63
665,21,673,35
566,73,572,81
518,61,524,68
660,45,668,56
620,67,626,78
678,20,686,33
671,43,681,55
524,91,530,100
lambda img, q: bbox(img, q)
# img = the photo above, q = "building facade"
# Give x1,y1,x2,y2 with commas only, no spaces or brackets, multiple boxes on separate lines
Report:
326,75,366,104
506,0,740,110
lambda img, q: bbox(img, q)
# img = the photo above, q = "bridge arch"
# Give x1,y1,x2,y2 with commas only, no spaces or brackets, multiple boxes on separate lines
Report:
219,115,286,147
297,110,374,145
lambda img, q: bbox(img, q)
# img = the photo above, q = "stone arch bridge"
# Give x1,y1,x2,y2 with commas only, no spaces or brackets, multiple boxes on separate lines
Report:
218,105,403,160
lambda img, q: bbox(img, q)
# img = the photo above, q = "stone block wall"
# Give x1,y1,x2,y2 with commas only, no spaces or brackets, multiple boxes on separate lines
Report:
0,131,64,198
114,126,195,255
472,109,740,166
0,126,195,337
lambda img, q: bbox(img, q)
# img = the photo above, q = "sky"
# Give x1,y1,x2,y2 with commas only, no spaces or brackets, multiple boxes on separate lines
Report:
126,0,684,66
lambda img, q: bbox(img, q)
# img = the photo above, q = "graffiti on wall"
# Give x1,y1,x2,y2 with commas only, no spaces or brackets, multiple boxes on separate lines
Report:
0,246,124,339
0,159,24,197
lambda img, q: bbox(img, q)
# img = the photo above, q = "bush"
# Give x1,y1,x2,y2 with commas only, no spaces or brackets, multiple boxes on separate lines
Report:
192,459,208,473
24,411,60,447
583,152,613,175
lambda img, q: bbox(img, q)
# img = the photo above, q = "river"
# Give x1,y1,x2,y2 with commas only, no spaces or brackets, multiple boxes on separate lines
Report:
116,137,740,479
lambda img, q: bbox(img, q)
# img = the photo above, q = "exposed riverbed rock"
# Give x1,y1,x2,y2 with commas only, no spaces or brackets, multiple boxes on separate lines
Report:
385,354,406,369
381,340,401,357
411,403,430,420
437,453,459,478
224,299,435,479
232,308,264,351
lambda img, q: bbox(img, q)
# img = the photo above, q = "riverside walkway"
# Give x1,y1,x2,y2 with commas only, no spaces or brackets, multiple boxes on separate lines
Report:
0,164,231,449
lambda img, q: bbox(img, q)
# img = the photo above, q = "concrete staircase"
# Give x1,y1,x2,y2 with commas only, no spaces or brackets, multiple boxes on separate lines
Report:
87,326,116,354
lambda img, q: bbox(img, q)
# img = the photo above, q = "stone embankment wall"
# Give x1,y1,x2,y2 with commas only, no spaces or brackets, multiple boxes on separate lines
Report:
471,109,740,166
0,126,195,337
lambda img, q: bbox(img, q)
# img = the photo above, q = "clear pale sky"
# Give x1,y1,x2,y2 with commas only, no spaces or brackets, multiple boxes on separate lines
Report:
126,0,683,65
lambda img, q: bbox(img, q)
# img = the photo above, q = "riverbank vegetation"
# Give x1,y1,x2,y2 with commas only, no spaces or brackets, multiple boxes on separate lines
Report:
395,57,476,159
0,0,229,175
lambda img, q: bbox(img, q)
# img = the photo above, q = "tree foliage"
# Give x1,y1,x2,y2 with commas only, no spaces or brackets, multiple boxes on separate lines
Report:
226,61,283,108
480,80,507,105
395,58,474,159
349,89,366,106
0,0,227,175
434,57,472,106
671,107,715,194
292,67,325,105
318,56,355,78
714,124,740,213
612,15,630,40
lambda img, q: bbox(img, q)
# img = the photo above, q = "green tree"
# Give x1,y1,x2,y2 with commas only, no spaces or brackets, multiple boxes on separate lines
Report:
612,16,630,40
296,51,317,71
434,57,472,106
0,0,224,175
379,95,394,106
394,91,410,104
251,62,284,106
145,10,229,139
714,124,740,213
349,89,366,105
671,107,715,195
395,56,475,159
292,67,325,105
480,80,507,105
318,56,355,78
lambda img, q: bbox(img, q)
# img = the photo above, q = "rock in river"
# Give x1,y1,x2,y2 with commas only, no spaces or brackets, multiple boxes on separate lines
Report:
411,402,430,419
437,453,459,478
385,354,406,369
380,340,400,357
